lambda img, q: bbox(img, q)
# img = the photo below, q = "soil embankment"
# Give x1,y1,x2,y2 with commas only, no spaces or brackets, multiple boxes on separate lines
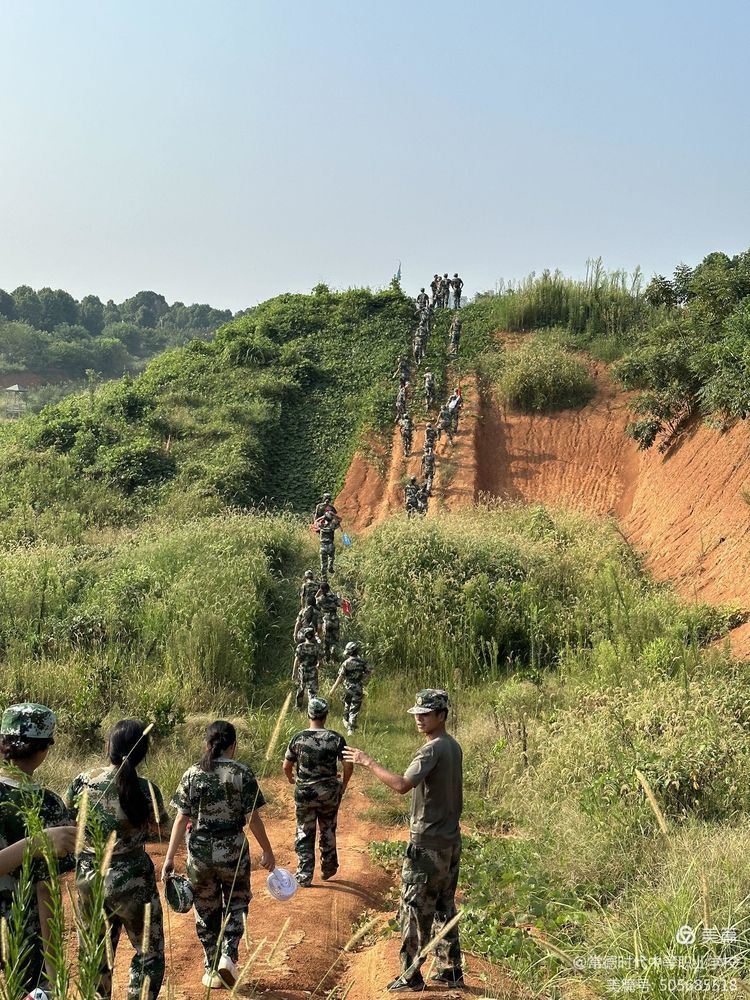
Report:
336,349,750,652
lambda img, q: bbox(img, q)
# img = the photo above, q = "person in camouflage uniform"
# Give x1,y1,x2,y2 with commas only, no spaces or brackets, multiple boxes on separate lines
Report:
416,287,429,312
448,388,463,433
437,404,453,445
399,412,413,457
316,510,340,577
164,721,275,990
0,703,76,994
423,370,436,409
299,569,320,608
343,690,464,992
404,476,420,517
293,596,322,643
451,273,464,309
330,641,373,735
66,719,167,1000
424,422,438,451
449,314,463,355
421,448,436,494
282,698,353,887
393,355,410,385
316,582,342,663
395,383,408,422
293,627,321,709
314,492,338,522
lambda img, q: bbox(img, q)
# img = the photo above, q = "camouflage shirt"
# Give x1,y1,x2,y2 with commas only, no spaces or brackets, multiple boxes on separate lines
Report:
0,762,74,895
295,606,321,632
337,656,372,691
172,758,266,865
316,592,341,616
319,523,337,546
65,765,168,857
285,729,346,787
300,580,320,604
296,640,320,668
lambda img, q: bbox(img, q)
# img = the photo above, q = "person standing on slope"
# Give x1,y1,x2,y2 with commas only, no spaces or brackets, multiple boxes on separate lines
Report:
283,698,353,887
329,641,373,735
163,721,275,990
451,273,464,309
67,719,167,1000
293,627,322,709
0,704,76,996
343,690,463,992
316,509,341,577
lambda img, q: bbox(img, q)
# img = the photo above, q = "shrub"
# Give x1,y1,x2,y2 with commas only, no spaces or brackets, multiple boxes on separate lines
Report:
480,340,595,413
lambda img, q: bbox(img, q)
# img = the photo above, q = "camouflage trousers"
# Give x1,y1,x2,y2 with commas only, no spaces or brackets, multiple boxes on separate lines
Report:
76,852,165,1000
0,888,44,993
323,619,340,659
399,840,462,978
294,780,342,883
187,842,251,970
320,542,335,575
343,685,364,731
295,665,319,709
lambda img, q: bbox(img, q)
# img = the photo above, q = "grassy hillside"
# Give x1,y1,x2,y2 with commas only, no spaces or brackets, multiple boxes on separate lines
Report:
0,283,415,543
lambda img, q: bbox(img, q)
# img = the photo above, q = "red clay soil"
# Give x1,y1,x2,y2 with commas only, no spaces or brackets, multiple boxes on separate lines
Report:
335,350,750,654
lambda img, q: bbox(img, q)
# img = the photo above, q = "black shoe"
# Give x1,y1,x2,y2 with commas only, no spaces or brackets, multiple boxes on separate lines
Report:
386,974,425,992
321,869,338,881
430,969,464,987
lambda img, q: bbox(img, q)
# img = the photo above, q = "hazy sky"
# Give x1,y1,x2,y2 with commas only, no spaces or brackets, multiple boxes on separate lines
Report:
1,0,748,312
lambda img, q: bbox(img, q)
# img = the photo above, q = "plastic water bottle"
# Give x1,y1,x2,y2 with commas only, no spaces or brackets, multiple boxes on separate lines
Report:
26,991,49,1000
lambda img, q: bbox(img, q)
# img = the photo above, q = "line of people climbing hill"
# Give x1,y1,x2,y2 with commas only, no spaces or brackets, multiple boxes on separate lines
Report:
0,291,468,999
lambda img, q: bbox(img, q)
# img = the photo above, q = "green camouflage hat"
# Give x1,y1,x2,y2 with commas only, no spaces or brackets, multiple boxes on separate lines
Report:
165,873,194,913
407,689,449,715
307,697,329,719
1,703,56,739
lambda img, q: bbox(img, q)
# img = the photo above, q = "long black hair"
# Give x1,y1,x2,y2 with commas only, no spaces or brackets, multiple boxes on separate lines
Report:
200,721,237,772
108,719,150,828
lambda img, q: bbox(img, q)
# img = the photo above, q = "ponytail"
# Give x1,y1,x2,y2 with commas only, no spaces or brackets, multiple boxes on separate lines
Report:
200,720,237,772
108,719,150,828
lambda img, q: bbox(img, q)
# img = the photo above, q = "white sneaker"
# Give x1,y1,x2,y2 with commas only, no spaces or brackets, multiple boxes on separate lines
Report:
201,971,224,989
218,956,239,989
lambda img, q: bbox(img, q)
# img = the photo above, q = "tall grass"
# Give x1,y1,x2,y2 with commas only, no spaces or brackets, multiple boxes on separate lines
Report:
478,339,595,413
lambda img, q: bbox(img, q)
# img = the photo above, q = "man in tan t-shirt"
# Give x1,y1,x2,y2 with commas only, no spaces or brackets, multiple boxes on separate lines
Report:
344,689,463,992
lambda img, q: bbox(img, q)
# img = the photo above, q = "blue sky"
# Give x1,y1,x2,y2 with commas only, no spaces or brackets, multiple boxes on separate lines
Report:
1,0,748,311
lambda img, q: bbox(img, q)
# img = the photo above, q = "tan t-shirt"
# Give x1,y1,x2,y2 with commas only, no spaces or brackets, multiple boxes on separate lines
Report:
403,733,463,848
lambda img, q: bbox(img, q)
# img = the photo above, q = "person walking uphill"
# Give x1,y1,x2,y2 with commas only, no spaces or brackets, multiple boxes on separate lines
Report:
343,690,463,992
66,719,167,1000
316,510,341,577
163,721,276,991
330,641,373,735
283,698,353,887
293,627,322,709
0,703,76,995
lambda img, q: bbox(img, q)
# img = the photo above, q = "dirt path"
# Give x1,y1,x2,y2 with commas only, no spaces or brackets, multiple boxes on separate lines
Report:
106,778,395,998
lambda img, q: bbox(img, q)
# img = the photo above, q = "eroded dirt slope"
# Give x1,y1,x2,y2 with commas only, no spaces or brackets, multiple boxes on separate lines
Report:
336,349,750,651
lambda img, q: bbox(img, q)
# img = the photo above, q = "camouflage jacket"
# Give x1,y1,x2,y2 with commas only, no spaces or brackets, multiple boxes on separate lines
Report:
285,728,346,787
296,640,320,669
0,763,74,897
299,580,320,604
65,765,168,857
316,592,341,616
318,523,337,546
337,656,372,691
438,407,451,427
295,605,321,632
172,758,266,862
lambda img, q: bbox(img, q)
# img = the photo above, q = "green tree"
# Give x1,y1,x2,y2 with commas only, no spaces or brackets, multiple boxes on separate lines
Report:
38,287,79,331
12,285,42,328
79,294,105,335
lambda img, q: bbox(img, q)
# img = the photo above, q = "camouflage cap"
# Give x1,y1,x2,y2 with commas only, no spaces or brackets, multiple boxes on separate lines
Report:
307,697,329,719
1,703,56,739
407,689,449,715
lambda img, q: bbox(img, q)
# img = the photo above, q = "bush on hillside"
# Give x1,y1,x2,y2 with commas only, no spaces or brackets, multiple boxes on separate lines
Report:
480,340,595,412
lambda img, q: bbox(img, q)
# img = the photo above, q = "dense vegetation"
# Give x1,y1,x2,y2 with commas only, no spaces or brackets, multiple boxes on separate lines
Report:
0,286,232,383
0,283,419,539
470,249,750,448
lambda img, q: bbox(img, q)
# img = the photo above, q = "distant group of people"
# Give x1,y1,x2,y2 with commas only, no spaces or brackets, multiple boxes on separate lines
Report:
418,272,464,311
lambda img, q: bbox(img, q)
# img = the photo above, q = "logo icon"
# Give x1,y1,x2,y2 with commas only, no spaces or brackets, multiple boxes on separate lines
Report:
675,924,696,945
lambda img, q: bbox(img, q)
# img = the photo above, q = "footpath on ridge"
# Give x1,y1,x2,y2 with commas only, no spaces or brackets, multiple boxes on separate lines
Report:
336,335,750,654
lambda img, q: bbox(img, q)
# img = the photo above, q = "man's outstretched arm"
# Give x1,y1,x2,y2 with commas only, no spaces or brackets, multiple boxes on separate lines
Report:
342,747,414,795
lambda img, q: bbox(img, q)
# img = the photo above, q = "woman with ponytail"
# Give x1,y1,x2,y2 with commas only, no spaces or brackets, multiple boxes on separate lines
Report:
162,720,275,991
65,719,168,1000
